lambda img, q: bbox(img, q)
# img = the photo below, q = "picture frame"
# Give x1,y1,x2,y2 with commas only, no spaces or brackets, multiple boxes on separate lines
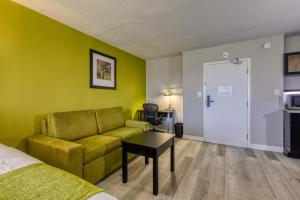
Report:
90,49,116,89
284,51,300,76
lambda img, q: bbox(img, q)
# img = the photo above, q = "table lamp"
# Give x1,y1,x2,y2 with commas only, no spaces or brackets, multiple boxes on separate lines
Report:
164,88,174,110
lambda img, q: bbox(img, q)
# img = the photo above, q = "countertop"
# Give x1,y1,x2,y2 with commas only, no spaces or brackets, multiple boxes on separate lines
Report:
283,109,300,113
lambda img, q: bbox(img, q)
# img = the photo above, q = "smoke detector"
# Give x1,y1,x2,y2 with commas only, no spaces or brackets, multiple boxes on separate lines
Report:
263,42,272,49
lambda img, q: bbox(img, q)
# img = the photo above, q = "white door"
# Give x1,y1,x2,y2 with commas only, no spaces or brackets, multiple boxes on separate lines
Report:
204,59,249,147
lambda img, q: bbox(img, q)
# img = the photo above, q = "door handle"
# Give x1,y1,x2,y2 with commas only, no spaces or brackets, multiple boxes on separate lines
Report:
207,95,215,107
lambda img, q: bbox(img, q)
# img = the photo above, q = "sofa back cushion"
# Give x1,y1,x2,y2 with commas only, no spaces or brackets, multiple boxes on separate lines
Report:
47,110,98,141
96,107,125,133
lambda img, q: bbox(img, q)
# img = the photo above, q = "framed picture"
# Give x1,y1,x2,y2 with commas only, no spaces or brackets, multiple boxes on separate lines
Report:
90,49,116,89
284,51,300,76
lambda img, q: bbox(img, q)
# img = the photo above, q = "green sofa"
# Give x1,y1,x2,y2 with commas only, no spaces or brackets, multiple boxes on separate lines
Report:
27,107,149,184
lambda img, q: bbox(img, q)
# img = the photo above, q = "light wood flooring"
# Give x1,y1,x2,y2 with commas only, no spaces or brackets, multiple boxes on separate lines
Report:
97,139,300,200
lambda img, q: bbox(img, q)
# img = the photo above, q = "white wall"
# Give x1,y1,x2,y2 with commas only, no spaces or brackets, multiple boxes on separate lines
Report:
183,35,284,147
284,35,300,90
146,55,183,122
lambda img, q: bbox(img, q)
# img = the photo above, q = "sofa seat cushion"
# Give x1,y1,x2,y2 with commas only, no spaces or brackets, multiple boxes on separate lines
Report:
103,127,143,141
74,135,121,164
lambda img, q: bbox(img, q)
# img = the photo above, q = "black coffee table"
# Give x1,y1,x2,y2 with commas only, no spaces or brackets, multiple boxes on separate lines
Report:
122,131,175,195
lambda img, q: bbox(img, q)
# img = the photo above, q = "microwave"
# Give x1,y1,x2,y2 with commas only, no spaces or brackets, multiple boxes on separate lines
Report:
292,96,300,107
285,92,300,109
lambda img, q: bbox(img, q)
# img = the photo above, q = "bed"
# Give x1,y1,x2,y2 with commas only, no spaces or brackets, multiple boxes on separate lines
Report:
0,143,117,200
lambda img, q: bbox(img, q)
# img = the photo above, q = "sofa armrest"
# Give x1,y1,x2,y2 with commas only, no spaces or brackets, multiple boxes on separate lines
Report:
27,135,83,177
125,120,149,131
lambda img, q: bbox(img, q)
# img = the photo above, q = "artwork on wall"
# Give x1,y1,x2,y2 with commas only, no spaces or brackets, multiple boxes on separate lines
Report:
285,51,300,76
90,49,116,89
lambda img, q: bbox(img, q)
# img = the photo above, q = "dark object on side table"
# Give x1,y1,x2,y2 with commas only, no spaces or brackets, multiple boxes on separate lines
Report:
122,131,175,195
174,123,183,138
143,103,164,132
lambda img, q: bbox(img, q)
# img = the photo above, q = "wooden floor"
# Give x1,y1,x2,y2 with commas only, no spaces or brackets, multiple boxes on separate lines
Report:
97,139,300,200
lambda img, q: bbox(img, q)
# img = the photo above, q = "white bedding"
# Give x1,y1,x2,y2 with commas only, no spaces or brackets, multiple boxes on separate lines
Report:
0,144,117,200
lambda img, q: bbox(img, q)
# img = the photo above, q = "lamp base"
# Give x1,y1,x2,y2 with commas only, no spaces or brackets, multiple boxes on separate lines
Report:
166,106,173,111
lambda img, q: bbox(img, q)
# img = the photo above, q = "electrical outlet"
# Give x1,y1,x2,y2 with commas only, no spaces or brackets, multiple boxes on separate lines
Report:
197,91,202,98
274,89,281,96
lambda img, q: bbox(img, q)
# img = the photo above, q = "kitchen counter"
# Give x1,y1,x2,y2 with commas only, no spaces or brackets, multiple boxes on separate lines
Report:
284,109,300,113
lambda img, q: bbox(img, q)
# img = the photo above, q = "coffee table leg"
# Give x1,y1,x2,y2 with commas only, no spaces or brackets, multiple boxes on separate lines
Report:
153,155,158,195
171,142,175,172
122,146,128,183
145,156,149,165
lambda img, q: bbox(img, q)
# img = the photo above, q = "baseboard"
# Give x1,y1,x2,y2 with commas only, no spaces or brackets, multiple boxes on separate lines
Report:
182,136,283,153
249,143,283,153
182,135,204,141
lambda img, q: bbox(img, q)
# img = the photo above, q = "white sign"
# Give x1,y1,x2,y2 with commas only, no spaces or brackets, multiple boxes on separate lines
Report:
223,51,229,58
218,85,232,96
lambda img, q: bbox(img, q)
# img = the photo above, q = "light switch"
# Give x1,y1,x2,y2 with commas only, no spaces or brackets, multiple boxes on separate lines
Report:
197,91,202,98
274,89,281,96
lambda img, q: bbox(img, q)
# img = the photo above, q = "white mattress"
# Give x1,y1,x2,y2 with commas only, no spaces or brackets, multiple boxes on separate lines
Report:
0,143,117,200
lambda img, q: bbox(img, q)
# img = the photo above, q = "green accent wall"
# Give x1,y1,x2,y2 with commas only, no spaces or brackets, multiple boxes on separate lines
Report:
0,0,146,150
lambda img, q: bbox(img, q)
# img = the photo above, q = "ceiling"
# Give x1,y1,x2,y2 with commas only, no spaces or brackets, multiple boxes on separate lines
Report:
13,0,300,59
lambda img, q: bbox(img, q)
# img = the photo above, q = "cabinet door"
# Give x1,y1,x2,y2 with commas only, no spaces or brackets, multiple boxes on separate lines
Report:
291,113,300,152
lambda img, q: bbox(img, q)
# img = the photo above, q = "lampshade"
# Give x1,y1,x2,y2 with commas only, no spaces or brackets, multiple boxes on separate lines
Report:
163,88,174,96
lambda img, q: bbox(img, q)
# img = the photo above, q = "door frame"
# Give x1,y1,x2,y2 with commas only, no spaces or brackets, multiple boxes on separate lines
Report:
203,58,251,147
